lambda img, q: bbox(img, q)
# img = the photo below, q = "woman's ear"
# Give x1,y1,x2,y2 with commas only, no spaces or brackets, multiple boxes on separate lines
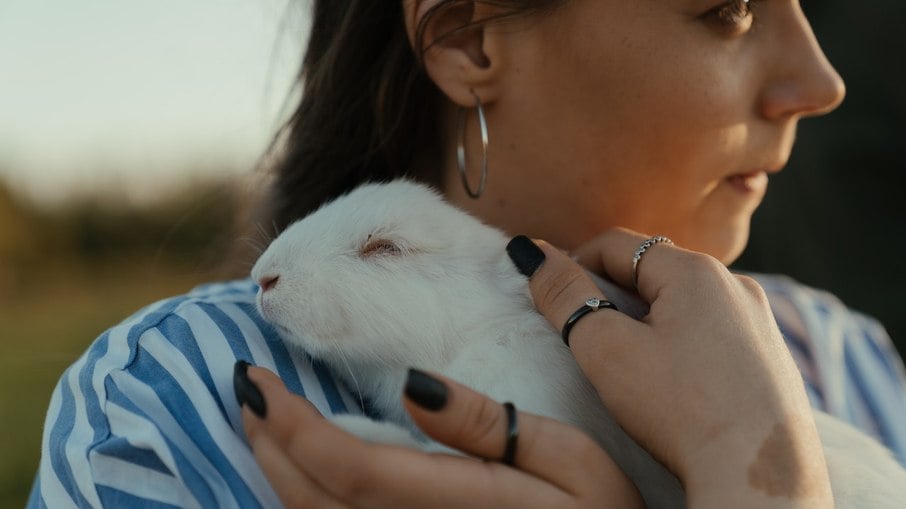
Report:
403,0,506,106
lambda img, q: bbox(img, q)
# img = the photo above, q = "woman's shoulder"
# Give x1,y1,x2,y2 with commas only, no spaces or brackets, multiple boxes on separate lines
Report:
750,273,906,464
81,279,259,392
32,279,361,508
749,272,900,376
751,272,854,312
83,278,359,417
750,273,894,354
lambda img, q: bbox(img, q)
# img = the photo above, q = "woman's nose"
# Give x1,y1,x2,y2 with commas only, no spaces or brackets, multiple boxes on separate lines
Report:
759,8,846,121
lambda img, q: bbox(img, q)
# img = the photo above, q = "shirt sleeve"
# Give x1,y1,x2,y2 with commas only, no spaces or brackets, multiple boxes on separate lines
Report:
28,283,361,508
757,273,906,466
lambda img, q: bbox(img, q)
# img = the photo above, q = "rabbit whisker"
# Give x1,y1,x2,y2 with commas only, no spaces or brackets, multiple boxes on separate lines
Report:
331,342,366,414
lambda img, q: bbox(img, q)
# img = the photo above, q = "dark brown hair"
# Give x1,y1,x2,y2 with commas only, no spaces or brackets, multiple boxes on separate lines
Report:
263,0,562,232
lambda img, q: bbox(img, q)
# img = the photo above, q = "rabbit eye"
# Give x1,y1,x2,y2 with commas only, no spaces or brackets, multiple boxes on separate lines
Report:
361,237,402,257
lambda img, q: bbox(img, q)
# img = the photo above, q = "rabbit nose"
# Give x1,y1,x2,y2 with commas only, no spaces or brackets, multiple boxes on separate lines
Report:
258,275,280,292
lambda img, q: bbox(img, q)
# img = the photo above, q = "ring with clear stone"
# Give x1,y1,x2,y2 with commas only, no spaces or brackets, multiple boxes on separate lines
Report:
561,297,619,347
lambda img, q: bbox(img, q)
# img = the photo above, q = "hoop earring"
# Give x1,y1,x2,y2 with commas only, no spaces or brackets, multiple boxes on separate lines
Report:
456,90,489,199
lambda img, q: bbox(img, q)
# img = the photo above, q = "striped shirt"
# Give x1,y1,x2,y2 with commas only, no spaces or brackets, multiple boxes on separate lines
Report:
28,276,906,508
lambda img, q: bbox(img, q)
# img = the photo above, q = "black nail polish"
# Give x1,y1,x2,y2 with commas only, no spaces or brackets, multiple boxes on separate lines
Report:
506,235,546,277
404,368,448,411
234,360,267,418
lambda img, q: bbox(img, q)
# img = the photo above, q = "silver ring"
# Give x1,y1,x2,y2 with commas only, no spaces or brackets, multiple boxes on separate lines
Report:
632,236,673,290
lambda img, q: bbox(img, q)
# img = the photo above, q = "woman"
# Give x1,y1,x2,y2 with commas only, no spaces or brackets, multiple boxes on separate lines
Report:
29,0,906,507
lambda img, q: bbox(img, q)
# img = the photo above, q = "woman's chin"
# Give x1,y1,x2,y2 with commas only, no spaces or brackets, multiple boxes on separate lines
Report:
678,221,752,266
713,225,751,266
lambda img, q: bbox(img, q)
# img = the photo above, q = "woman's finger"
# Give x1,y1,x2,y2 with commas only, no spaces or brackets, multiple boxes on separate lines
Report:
243,406,352,509
401,369,642,506
570,227,652,287
504,234,681,472
241,364,583,509
570,227,696,301
506,235,647,356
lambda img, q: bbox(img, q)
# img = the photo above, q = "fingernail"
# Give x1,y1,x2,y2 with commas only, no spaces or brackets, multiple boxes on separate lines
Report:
404,368,448,411
506,235,545,277
234,360,267,418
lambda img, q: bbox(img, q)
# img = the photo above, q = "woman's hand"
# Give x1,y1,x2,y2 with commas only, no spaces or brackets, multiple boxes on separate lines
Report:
507,229,835,507
236,363,644,509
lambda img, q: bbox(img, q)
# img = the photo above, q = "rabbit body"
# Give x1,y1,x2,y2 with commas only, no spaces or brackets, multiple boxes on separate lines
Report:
251,180,906,509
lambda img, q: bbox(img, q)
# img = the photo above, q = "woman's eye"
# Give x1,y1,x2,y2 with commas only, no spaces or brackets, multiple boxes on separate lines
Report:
704,0,755,35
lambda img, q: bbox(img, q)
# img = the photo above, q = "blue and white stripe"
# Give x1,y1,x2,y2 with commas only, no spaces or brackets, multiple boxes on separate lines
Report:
28,276,906,507
29,280,358,508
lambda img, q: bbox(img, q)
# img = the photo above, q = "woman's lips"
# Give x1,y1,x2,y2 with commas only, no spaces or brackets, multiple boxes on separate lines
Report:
726,171,768,194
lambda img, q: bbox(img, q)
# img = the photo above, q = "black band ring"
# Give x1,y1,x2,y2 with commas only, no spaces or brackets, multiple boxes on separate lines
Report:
561,298,618,347
502,402,518,465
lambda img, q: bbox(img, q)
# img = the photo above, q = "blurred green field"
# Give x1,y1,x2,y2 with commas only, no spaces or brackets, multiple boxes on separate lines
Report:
0,179,246,508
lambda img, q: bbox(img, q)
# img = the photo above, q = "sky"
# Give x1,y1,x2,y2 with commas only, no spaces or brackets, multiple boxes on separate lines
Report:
0,0,309,206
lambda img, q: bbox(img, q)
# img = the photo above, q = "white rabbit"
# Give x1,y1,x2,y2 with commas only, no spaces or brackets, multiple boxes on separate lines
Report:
251,180,906,509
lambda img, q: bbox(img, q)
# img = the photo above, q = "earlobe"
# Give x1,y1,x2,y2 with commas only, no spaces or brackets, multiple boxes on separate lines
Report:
403,0,505,107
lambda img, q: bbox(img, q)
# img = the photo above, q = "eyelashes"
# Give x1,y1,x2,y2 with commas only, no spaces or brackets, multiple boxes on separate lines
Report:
361,232,403,258
704,0,759,35
361,238,402,257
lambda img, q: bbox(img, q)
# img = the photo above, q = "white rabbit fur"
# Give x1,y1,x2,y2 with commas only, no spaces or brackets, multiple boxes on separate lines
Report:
251,180,906,508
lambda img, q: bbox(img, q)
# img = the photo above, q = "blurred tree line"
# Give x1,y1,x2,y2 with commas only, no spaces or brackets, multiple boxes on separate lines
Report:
735,1,906,357
0,176,244,303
